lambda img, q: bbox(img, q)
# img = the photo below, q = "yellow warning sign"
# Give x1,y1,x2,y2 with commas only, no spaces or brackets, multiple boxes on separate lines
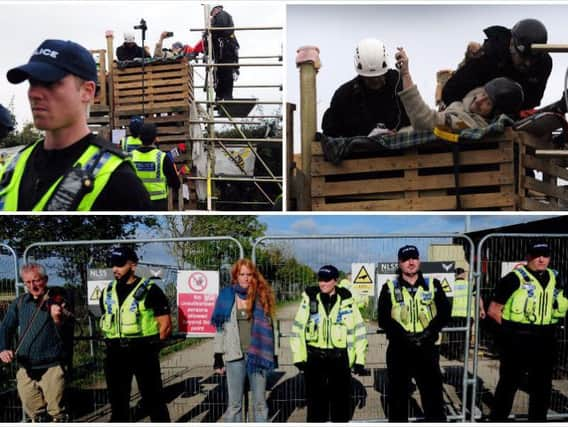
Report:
90,286,101,302
441,278,452,294
354,266,373,285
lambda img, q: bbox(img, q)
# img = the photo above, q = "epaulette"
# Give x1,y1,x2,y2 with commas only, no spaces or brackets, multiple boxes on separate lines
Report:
88,136,127,159
305,286,320,299
336,286,352,300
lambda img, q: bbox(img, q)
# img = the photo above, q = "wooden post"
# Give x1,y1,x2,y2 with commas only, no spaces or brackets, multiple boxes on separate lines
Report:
105,31,115,129
286,102,296,211
296,46,321,211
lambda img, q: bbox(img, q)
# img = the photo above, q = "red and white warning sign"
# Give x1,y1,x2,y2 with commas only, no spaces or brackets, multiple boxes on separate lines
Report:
177,270,219,336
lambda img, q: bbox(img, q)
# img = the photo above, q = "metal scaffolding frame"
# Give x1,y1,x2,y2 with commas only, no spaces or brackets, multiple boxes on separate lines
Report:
187,5,283,211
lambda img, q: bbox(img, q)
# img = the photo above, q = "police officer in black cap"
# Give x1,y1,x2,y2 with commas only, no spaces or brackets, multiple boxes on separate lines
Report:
290,264,368,422
0,104,14,141
378,245,450,421
442,18,552,111
488,241,568,421
1,39,150,211
99,247,172,422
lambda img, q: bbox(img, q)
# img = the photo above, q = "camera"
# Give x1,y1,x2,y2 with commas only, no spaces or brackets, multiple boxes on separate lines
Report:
165,31,174,38
134,19,147,31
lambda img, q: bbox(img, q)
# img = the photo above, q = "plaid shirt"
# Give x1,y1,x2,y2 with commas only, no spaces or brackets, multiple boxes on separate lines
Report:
320,114,515,165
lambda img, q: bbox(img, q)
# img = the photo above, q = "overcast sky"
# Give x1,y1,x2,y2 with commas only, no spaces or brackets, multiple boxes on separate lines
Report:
0,0,283,128
287,3,568,153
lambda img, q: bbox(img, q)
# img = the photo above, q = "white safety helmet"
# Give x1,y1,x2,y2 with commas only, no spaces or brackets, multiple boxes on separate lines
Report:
354,38,389,77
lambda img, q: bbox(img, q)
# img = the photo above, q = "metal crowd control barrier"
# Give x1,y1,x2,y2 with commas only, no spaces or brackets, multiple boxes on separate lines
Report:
252,233,475,422
0,243,21,423
19,236,243,422
473,233,568,422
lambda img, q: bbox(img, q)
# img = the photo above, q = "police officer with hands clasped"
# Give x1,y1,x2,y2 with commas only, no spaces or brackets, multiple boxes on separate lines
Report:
290,264,368,422
378,245,450,422
488,241,568,421
99,247,171,422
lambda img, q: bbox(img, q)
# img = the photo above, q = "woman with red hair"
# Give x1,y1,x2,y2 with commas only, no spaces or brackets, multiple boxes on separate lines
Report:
210,258,276,422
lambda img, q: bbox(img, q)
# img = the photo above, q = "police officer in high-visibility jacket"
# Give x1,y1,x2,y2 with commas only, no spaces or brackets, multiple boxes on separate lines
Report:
1,39,150,211
290,265,368,422
131,123,180,211
378,245,450,422
121,116,144,154
441,267,486,361
99,247,172,422
488,241,568,422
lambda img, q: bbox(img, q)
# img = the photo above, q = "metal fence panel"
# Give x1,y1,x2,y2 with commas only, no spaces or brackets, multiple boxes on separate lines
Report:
252,233,475,422
15,237,243,422
474,233,568,421
0,243,20,422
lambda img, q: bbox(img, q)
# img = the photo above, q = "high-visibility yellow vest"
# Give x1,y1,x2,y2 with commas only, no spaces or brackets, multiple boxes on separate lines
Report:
121,136,142,153
290,286,367,367
503,267,568,325
100,278,160,339
0,140,126,211
131,148,168,200
451,278,474,318
388,278,437,333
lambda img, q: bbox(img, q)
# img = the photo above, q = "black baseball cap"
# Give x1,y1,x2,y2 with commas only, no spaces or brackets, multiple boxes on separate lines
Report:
108,247,139,267
7,39,98,85
317,265,339,281
527,241,551,257
398,245,420,261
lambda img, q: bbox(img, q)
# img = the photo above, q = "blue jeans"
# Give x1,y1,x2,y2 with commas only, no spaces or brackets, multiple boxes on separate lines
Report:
224,356,268,422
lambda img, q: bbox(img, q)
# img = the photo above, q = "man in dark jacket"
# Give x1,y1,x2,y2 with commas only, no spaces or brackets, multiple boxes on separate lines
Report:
210,5,239,101
116,32,150,61
0,263,73,422
322,38,410,137
442,19,552,112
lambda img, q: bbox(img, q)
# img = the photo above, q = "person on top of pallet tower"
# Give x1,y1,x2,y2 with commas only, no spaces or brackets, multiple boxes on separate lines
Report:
116,32,151,61
441,19,551,114
321,38,410,138
131,122,180,211
153,31,204,60
396,47,525,131
0,38,151,211
209,4,240,101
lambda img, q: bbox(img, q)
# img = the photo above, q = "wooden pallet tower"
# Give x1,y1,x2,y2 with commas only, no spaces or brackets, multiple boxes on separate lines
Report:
291,46,568,211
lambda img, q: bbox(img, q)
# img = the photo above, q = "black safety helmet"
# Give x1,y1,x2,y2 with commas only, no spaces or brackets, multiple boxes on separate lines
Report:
210,4,223,15
511,19,547,57
0,104,15,139
484,77,524,116
129,116,144,137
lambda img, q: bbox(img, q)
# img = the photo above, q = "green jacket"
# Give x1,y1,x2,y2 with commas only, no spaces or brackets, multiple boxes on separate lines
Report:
290,286,367,367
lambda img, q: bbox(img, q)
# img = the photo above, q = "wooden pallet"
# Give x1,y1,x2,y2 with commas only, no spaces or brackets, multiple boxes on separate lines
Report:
310,131,517,211
112,60,193,116
517,131,568,210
